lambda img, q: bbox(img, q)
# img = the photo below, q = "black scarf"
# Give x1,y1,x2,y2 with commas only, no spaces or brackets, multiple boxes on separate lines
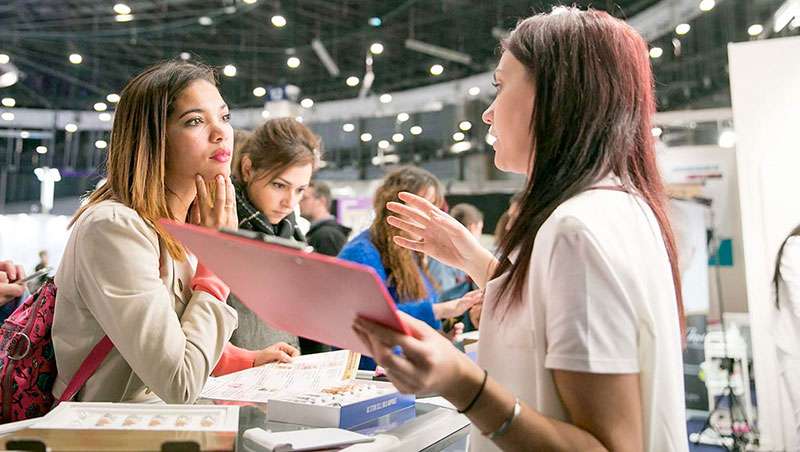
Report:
234,182,306,242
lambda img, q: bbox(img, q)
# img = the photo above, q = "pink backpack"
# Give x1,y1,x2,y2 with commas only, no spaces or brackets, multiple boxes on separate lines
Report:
0,280,112,422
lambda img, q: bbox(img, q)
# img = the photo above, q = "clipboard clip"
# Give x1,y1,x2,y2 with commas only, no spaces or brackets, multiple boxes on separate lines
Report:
220,228,314,253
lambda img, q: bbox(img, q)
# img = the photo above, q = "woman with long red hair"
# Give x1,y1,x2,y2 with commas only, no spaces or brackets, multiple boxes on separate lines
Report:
352,7,687,451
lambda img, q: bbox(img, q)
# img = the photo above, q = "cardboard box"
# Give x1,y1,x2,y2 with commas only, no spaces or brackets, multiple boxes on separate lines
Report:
266,380,415,429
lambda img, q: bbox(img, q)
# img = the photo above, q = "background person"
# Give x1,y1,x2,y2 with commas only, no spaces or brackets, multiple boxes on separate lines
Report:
230,117,328,354
300,180,351,257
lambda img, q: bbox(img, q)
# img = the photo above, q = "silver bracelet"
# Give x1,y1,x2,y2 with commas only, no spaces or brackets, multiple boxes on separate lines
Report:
485,397,521,440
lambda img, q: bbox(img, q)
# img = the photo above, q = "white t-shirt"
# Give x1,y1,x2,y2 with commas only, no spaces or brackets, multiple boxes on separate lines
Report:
471,178,688,452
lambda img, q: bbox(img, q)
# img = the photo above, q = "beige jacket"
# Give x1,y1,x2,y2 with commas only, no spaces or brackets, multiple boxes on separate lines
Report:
52,200,238,404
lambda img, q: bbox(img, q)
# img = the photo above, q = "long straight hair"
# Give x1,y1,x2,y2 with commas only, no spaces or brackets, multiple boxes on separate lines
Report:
491,8,685,336
71,60,218,261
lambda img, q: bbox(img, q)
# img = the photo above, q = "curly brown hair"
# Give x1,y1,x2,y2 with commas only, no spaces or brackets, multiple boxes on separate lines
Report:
370,166,443,301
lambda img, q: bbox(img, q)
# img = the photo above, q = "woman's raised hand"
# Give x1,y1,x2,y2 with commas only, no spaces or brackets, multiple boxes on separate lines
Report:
190,174,238,230
387,192,496,286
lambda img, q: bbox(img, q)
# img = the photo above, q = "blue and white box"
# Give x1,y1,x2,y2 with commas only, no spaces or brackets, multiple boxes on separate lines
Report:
266,381,415,429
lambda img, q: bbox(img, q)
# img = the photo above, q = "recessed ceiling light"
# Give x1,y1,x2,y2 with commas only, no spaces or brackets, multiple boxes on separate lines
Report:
271,15,287,28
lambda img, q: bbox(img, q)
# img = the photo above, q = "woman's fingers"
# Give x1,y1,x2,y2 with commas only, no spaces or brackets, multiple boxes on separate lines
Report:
353,323,419,381
0,261,17,281
397,191,438,212
213,175,226,223
392,236,425,253
386,202,431,225
195,175,211,221
354,315,430,362
387,215,427,238
279,343,300,357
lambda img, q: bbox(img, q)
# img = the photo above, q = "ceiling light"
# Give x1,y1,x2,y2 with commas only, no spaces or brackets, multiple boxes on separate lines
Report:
368,17,382,27
360,132,373,142
748,24,764,36
106,93,120,103
378,140,390,149
346,76,360,87
180,52,191,60
243,0,257,4
342,123,355,132
253,86,266,97
287,56,301,68
392,133,404,143
397,112,409,122
36,146,47,154
98,112,112,121
300,98,314,108
94,102,107,112
0,71,17,88
468,86,480,96
65,123,78,133
1,112,14,121
675,23,691,35
113,3,131,15
651,127,663,138
0,54,8,64
450,141,472,154
95,139,108,149
20,131,30,139
223,6,236,14
370,43,384,55
718,129,736,148
409,126,422,135
295,116,303,123
458,120,472,131
1,97,15,107
649,47,663,58
261,110,271,119
699,0,715,12
430,64,444,76
379,94,392,104
222,64,237,77
452,132,465,141
69,53,83,64
198,16,213,26
115,14,133,22
271,15,287,28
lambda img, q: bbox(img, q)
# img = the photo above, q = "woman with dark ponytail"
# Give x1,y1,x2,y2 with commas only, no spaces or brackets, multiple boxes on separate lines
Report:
352,7,687,451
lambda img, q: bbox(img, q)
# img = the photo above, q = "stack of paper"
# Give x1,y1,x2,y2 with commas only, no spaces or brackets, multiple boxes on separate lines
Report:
200,350,360,403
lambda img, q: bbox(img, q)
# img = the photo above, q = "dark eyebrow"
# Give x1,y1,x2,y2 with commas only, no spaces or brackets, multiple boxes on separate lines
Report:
178,104,228,119
178,108,203,119
273,177,308,189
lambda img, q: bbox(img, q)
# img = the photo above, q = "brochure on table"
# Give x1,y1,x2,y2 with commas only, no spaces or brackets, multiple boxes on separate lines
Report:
201,350,361,403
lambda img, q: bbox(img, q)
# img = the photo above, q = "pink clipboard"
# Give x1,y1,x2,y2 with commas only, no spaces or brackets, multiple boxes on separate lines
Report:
159,220,412,356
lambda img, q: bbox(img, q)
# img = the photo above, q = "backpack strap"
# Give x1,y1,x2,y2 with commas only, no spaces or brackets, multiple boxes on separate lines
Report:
58,336,113,402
